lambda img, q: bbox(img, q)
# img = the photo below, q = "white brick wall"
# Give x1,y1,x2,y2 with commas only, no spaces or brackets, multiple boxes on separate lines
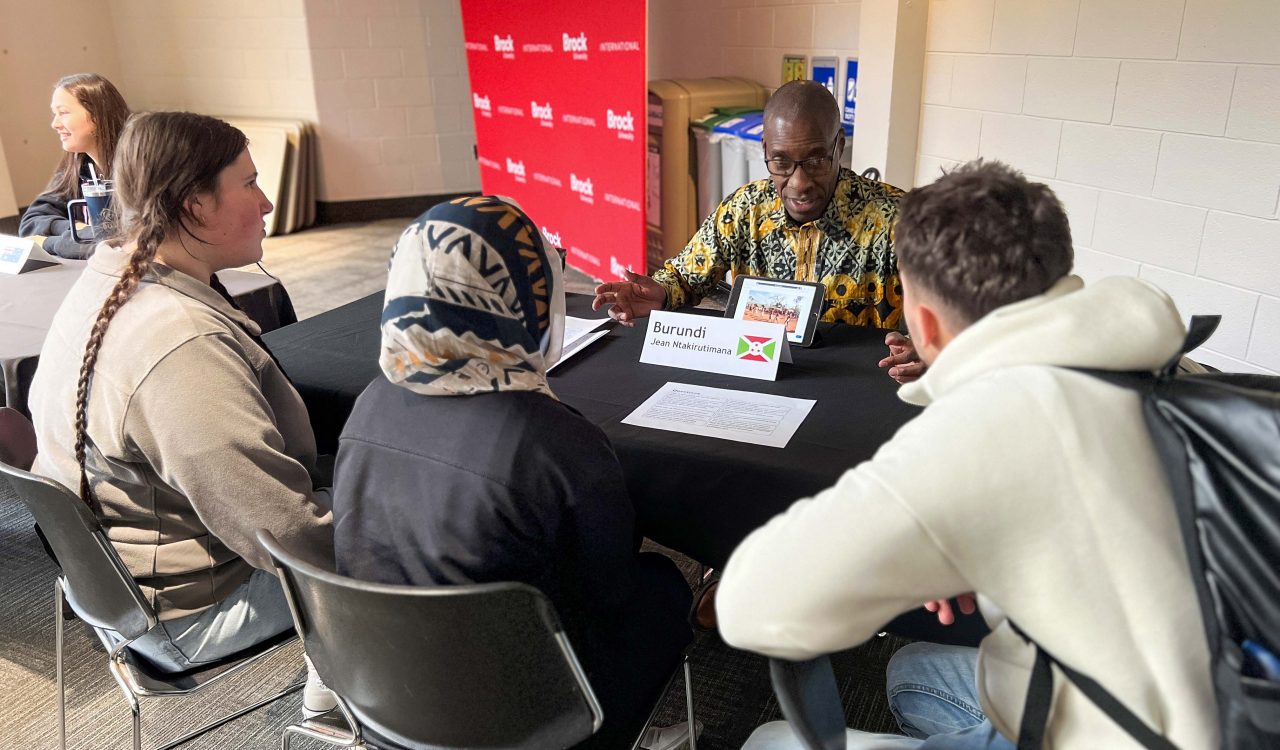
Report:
1023,58,1118,123
916,0,1280,373
304,0,477,201
1250,297,1280,371
108,0,318,120
648,0,862,90
102,0,478,203
977,114,1060,179
1112,62,1235,135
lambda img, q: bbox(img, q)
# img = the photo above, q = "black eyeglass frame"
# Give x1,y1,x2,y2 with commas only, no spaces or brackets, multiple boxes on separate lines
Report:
763,138,842,178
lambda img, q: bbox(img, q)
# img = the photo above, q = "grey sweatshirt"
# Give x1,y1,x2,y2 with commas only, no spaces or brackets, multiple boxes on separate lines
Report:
30,244,332,619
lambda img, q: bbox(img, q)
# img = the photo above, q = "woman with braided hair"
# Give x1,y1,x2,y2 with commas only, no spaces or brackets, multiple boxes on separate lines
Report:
28,113,334,708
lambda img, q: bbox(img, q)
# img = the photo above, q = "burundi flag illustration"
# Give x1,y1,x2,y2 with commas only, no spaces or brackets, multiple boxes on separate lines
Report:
737,335,777,362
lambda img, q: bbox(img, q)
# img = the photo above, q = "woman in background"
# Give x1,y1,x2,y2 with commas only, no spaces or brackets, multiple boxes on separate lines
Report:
28,111,334,713
19,73,130,258
333,196,693,748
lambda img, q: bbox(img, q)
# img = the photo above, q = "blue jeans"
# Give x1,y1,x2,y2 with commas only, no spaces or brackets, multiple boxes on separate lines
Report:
742,643,1015,750
107,569,296,673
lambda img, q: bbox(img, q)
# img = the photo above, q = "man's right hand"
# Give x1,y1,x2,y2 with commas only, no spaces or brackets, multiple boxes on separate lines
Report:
880,332,926,383
924,594,977,626
592,270,667,327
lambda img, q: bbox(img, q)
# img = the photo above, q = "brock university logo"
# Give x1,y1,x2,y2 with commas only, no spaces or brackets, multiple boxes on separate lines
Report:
737,335,777,362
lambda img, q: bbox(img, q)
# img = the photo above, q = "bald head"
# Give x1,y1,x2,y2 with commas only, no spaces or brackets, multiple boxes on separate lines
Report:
762,80,846,224
764,80,841,139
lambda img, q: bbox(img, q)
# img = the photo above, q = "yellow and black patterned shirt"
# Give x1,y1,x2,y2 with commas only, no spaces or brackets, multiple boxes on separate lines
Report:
653,168,905,328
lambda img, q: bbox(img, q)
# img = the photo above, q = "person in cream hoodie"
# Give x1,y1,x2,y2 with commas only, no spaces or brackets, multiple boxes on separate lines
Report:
721,161,1217,749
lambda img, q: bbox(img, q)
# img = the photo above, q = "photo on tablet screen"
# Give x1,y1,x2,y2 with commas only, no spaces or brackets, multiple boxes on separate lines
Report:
728,276,822,345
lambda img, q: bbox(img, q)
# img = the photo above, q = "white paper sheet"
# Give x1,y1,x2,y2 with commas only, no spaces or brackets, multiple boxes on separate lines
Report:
621,382,816,448
564,315,608,344
548,315,610,372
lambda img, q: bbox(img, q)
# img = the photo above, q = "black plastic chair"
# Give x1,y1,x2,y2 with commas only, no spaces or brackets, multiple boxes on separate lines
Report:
260,529,697,750
769,655,847,750
0,459,302,750
0,406,36,471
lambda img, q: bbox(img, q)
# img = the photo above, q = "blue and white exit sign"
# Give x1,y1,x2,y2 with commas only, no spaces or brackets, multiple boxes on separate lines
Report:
811,56,838,99
843,58,858,136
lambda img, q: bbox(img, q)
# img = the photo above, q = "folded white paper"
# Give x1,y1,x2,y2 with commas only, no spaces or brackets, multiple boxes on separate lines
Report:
549,315,610,372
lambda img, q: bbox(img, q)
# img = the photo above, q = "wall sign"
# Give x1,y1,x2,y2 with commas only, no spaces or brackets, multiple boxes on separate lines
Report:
811,56,838,99
461,0,647,281
843,58,859,136
782,55,808,84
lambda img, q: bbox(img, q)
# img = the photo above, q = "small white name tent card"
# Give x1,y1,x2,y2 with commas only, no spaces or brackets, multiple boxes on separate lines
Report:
0,234,60,275
640,310,790,381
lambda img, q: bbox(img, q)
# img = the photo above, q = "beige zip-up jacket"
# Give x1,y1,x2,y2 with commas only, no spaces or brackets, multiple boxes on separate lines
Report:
30,244,332,620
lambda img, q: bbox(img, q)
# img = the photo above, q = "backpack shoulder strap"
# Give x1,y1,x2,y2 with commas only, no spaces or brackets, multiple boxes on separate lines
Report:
1012,622,1180,750
1179,316,1221,358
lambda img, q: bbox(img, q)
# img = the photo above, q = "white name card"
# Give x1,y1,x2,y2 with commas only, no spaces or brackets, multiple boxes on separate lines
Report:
0,234,59,275
640,311,791,381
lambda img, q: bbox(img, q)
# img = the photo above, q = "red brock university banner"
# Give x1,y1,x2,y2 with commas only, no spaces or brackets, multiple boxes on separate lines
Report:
460,0,646,282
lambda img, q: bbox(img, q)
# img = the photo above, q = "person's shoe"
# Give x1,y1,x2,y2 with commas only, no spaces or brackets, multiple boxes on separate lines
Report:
302,658,338,720
639,720,703,750
302,684,338,719
688,569,720,633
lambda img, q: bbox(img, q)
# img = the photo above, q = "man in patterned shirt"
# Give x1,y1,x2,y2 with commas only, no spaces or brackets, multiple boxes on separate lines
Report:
593,80,923,380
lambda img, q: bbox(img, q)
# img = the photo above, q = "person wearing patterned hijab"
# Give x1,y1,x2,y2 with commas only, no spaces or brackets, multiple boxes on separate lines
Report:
378,194,567,397
331,196,693,748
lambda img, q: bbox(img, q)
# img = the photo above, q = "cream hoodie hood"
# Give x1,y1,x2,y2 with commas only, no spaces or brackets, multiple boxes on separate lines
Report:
900,275,1187,407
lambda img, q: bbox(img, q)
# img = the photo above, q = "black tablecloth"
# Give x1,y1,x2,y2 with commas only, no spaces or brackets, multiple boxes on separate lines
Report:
1,264,294,414
264,293,989,646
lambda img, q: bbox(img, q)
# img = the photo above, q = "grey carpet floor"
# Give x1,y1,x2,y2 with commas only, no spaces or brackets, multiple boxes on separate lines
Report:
2,216,909,749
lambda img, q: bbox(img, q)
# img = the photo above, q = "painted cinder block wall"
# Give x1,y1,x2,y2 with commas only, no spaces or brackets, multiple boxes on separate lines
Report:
300,0,478,201
647,0,863,89
111,0,479,202
915,0,1280,374
0,0,478,208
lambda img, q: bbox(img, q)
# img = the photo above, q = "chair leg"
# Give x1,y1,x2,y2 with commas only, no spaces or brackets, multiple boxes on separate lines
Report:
54,579,67,750
154,680,304,750
683,656,697,750
132,700,143,750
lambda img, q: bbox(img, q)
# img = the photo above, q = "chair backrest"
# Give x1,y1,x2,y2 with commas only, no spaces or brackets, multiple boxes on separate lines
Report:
257,530,603,750
0,407,37,472
769,656,848,750
0,461,155,639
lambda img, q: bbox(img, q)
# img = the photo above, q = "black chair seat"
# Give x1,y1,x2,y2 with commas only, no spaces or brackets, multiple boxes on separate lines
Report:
0,442,304,750
106,627,299,693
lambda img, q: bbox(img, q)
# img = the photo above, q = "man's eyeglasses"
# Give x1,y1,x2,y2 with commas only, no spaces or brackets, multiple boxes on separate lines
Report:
764,141,839,177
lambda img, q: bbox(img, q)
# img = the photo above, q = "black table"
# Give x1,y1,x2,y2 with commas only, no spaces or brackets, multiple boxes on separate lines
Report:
1,262,294,414
264,293,989,646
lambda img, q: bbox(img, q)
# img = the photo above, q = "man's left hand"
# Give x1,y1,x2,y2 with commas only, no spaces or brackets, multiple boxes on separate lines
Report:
879,332,926,383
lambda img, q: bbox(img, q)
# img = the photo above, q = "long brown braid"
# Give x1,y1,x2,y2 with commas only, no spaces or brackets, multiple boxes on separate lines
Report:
73,112,246,509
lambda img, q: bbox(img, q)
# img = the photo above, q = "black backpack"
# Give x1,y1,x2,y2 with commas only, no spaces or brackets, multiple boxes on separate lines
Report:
1016,316,1280,750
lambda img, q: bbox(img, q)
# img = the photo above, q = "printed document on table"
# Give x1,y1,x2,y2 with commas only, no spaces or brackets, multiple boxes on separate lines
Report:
622,382,816,448
564,315,608,344
549,315,610,372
